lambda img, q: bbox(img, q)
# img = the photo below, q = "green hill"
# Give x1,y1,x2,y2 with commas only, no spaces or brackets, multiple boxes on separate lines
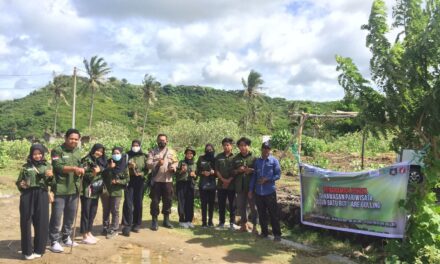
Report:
0,76,355,139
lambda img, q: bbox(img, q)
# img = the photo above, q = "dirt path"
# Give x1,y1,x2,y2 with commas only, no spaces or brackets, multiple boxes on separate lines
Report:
0,194,354,264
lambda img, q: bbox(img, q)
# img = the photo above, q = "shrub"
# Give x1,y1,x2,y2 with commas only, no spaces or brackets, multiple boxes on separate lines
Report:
271,129,292,150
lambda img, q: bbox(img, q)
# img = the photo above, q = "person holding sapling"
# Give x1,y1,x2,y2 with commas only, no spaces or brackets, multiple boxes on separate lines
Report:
121,139,149,236
197,144,217,228
215,137,236,230
249,141,282,242
232,137,258,233
80,143,107,244
175,146,197,228
49,128,84,253
101,147,129,239
16,144,53,260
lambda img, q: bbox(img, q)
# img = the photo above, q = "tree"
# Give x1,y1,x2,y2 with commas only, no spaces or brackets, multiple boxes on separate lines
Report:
83,56,111,129
141,74,160,142
336,0,440,262
241,70,264,133
48,73,70,135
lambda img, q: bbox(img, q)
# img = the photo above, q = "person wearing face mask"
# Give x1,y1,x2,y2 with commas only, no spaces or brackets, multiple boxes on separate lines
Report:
121,140,149,236
147,134,178,231
49,129,84,253
16,144,53,260
197,144,217,227
79,143,107,244
101,147,129,239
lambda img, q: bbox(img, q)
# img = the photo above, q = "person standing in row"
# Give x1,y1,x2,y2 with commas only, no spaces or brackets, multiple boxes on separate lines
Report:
80,143,107,244
175,147,197,228
49,129,84,253
17,144,53,260
215,138,236,230
197,144,217,227
233,137,258,233
121,140,148,237
249,142,282,241
102,147,129,239
147,134,178,231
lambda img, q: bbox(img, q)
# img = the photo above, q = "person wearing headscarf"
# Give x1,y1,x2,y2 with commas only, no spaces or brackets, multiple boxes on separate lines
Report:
101,146,128,239
80,143,107,244
121,140,149,236
16,144,53,260
197,144,217,227
175,146,197,228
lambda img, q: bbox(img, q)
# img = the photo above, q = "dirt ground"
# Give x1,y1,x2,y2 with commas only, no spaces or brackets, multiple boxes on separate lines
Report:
0,193,355,264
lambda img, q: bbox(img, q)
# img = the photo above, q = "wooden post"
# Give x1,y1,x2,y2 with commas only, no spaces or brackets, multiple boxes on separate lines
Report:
72,67,77,128
297,113,306,154
361,130,366,170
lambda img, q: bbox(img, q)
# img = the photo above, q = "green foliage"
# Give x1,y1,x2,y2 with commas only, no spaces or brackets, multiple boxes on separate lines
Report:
301,136,327,157
271,129,293,150
336,0,440,261
160,118,241,151
328,131,392,155
82,121,131,151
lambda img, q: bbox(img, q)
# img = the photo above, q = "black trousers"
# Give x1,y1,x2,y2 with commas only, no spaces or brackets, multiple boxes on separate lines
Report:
20,188,49,256
80,196,98,234
200,189,216,225
122,177,145,227
150,182,173,217
255,192,281,236
176,181,194,222
217,189,235,225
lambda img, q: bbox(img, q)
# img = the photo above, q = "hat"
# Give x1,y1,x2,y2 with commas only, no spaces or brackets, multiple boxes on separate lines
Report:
261,141,271,149
184,146,196,156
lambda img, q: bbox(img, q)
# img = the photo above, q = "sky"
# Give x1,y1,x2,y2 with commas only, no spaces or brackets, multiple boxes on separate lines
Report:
0,0,397,102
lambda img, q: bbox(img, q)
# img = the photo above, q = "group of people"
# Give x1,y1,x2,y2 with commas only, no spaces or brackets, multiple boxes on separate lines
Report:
16,128,282,260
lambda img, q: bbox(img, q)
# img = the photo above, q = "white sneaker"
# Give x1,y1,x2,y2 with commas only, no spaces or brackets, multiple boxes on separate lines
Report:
50,242,64,253
33,253,42,258
82,237,97,245
187,222,194,228
24,254,36,260
63,237,79,247
179,222,188,228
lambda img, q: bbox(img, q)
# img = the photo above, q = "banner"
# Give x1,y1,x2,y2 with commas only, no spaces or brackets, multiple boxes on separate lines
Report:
300,162,409,238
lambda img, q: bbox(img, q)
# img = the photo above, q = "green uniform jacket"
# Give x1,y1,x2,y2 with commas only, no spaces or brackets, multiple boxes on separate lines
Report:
232,152,256,193
128,153,149,180
102,160,129,197
51,144,82,195
215,152,235,191
80,155,104,199
16,161,53,192
175,160,197,183
197,155,216,190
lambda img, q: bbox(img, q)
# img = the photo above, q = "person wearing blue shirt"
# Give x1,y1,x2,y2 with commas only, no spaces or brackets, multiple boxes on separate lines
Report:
248,141,282,241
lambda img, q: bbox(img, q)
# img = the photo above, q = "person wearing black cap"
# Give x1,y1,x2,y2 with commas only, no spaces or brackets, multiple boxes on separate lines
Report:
49,128,84,253
16,144,53,260
175,146,197,228
101,146,129,239
80,143,107,244
197,144,217,227
249,141,282,241
121,140,149,236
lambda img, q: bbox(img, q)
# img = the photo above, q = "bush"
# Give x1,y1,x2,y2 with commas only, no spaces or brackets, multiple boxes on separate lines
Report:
271,129,292,150
301,136,327,157
82,121,131,152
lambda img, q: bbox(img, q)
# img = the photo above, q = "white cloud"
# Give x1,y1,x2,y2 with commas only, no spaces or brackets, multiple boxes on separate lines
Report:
0,0,400,102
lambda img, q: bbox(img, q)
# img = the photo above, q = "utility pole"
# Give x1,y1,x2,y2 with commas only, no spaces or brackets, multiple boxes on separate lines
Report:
72,67,77,128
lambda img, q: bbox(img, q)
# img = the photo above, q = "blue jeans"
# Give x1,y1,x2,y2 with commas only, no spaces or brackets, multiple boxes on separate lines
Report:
49,194,78,243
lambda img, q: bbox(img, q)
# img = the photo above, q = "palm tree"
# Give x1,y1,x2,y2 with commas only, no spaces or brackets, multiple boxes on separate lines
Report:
49,72,70,135
241,70,264,133
83,56,111,129
141,74,160,142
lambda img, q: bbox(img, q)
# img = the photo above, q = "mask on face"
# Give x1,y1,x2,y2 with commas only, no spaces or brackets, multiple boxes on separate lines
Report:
158,142,166,149
131,146,141,153
112,154,122,161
